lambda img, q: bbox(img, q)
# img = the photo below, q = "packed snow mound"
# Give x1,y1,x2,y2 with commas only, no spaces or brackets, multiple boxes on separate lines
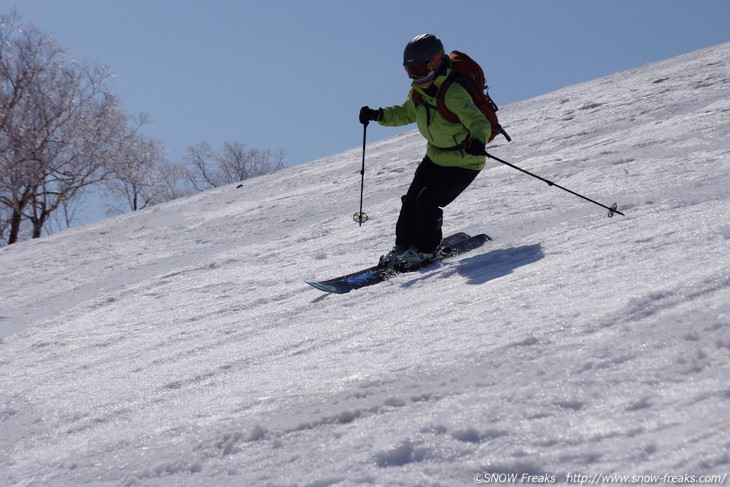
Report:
1,43,729,486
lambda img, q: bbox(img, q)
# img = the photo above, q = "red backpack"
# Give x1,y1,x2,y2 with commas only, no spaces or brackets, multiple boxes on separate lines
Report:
412,50,511,143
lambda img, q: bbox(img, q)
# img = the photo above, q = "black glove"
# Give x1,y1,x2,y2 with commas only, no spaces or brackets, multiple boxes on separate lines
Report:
359,106,381,125
465,138,486,156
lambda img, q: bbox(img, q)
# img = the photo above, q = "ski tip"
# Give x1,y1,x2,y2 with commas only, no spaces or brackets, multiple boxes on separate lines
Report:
305,281,332,293
305,281,349,294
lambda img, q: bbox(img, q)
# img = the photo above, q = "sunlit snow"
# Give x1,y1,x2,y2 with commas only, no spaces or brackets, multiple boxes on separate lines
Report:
1,43,729,486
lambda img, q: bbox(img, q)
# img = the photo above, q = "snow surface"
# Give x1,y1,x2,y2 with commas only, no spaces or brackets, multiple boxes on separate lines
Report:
1,43,729,487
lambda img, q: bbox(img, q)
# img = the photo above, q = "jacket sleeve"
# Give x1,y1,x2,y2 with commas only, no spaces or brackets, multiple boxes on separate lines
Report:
378,91,417,127
443,83,492,143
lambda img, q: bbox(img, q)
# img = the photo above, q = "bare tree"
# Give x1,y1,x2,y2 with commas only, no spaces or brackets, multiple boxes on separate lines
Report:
183,140,286,191
0,11,289,245
154,161,189,201
219,141,286,181
0,205,9,243
103,114,172,213
183,141,220,191
0,11,128,244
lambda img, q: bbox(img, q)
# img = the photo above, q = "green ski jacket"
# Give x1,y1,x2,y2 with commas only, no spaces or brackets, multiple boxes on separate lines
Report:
378,66,492,170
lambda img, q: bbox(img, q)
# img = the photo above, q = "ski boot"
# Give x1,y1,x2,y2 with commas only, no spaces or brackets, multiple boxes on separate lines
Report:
378,245,407,268
394,247,436,271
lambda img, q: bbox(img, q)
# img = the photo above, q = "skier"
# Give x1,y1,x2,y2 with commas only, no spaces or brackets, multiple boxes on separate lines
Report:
360,34,493,269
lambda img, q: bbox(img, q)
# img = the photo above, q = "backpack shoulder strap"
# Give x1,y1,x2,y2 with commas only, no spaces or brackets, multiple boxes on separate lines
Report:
411,76,462,124
435,74,460,124
411,88,439,111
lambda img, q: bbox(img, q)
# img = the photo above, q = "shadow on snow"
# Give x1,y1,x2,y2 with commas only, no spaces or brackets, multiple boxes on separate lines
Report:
401,243,544,289
456,243,544,285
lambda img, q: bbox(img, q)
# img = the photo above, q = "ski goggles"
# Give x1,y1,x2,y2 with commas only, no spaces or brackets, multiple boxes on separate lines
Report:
405,52,444,80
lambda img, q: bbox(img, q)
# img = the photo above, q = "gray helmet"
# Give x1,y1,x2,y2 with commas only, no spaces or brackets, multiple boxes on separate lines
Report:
403,34,444,67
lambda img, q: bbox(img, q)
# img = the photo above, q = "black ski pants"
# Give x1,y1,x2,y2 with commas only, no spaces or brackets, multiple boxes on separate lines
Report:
395,156,480,253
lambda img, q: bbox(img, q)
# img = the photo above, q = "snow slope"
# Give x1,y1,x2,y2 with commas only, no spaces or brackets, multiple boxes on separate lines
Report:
1,43,729,487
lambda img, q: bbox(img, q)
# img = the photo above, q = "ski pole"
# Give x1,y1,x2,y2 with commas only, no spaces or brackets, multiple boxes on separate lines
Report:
483,151,625,217
353,121,369,225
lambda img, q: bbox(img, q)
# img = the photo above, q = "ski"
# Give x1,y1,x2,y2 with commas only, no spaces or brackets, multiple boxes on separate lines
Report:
306,232,471,294
306,232,491,294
